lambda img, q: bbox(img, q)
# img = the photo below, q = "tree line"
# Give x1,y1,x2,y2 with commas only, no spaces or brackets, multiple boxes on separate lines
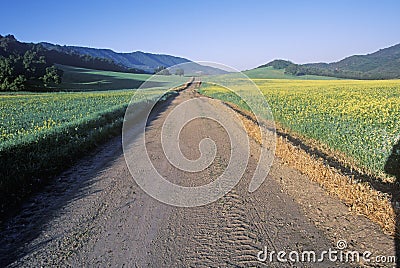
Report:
259,53,400,80
284,64,399,80
0,35,63,91
0,34,148,91
154,66,185,76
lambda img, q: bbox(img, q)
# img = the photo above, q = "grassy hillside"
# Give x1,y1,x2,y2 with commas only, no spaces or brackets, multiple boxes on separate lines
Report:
57,65,151,91
256,43,400,80
55,65,190,91
285,43,400,79
243,66,339,80
318,43,400,74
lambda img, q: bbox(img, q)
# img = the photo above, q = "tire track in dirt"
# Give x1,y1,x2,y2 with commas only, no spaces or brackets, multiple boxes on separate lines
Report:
140,83,342,267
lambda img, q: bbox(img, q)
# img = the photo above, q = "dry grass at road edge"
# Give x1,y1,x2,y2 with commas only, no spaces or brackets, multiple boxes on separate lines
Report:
225,101,397,236
275,136,396,235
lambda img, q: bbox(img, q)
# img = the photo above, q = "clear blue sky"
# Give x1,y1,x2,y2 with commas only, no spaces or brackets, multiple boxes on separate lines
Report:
2,0,400,70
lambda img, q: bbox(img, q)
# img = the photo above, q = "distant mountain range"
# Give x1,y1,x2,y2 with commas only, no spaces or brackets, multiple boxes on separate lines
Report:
258,43,400,79
39,42,226,75
39,43,189,72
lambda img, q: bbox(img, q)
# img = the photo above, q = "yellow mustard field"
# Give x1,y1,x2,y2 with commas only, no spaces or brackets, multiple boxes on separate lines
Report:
200,79,400,177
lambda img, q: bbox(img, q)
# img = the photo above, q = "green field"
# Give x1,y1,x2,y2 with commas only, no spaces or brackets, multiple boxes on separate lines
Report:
57,65,150,90
0,66,187,146
0,66,187,214
1,90,152,145
0,89,158,213
200,78,400,178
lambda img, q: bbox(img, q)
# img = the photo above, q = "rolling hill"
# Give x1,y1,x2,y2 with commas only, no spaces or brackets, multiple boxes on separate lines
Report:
0,34,227,91
55,65,151,91
257,43,400,79
40,42,227,75
0,34,149,91
40,42,189,72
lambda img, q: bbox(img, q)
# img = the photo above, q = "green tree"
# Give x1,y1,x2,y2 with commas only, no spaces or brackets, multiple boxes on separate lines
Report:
175,68,184,76
42,66,62,86
0,36,64,91
154,66,170,75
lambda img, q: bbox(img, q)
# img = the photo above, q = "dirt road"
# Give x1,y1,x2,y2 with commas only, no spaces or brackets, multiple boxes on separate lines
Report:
0,81,395,267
